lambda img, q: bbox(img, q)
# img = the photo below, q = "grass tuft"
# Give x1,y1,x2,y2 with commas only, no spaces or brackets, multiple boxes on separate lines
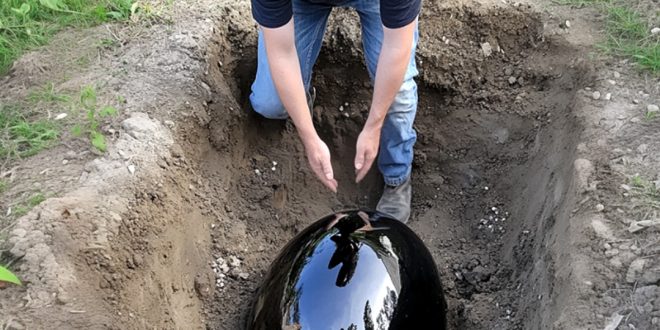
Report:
0,0,134,74
556,0,659,73
0,105,59,159
628,174,660,220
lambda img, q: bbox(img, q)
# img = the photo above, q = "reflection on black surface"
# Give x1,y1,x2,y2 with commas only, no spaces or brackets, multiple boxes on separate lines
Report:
246,210,447,330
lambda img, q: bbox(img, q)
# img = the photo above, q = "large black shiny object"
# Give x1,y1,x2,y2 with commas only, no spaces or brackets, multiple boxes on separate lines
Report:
246,210,447,330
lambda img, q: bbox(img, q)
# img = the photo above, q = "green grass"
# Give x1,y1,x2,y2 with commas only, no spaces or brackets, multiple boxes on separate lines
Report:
604,5,660,73
557,1,659,73
27,192,45,206
0,179,7,193
628,174,660,219
10,192,47,217
0,105,59,159
28,82,71,103
0,0,134,74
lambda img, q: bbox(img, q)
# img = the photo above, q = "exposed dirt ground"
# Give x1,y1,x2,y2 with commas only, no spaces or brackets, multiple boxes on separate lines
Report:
1,0,659,329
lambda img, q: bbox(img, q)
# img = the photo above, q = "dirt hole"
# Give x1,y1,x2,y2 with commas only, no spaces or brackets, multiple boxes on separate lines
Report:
96,5,591,330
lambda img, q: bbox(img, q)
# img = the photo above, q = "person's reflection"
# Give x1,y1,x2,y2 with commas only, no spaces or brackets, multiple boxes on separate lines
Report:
328,233,360,287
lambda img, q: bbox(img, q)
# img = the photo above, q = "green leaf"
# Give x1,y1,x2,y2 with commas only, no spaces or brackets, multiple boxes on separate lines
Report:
11,4,31,16
71,124,82,137
39,0,65,11
80,86,97,110
131,2,140,15
99,106,118,117
90,131,106,152
107,11,123,20
0,265,21,285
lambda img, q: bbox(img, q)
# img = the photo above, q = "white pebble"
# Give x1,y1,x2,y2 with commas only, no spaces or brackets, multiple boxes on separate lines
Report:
55,113,68,120
127,164,136,174
272,161,278,166
647,104,659,113
592,91,601,100
255,169,261,175
271,167,276,171
604,93,612,101
565,20,571,28
339,105,344,112
344,102,349,106
652,27,660,35
596,204,605,212
484,186,489,191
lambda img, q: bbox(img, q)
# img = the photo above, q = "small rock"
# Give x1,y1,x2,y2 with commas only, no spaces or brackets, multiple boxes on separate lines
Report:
647,104,659,113
255,169,261,175
238,272,250,280
343,112,350,118
626,258,646,283
565,20,571,28
596,204,605,212
508,77,517,85
604,93,612,101
194,274,214,298
592,91,601,100
641,266,660,285
55,113,68,120
621,184,631,191
481,42,493,57
651,27,660,35
632,99,639,104
607,80,616,85
62,159,69,165
271,167,276,171
164,120,175,128
637,144,648,154
613,72,621,78
605,249,619,258
229,255,241,268
504,68,513,76
339,105,344,112
127,164,136,174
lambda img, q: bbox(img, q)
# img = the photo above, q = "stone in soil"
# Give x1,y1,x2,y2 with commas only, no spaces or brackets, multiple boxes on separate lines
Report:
647,104,659,113
626,258,647,283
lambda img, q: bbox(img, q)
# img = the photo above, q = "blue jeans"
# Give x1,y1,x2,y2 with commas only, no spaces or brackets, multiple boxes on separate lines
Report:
249,0,419,186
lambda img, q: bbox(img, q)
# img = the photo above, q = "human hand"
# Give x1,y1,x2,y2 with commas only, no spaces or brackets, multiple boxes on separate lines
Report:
354,126,381,183
303,136,338,192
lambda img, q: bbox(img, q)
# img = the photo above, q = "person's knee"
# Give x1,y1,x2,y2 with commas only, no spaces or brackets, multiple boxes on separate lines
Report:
391,79,418,111
250,93,288,119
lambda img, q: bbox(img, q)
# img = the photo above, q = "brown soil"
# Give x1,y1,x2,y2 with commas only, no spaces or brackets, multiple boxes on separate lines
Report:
197,4,589,329
2,0,658,330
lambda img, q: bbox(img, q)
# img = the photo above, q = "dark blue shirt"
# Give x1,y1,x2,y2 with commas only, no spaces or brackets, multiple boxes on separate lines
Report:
251,0,421,29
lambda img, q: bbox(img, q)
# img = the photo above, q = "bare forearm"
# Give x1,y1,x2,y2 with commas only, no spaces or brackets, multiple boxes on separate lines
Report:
262,20,317,144
365,21,416,132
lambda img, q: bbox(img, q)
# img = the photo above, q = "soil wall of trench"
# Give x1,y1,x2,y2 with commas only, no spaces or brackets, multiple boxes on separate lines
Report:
1,2,596,330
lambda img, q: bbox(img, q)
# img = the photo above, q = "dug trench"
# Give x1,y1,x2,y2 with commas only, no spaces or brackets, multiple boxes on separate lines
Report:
88,5,592,330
